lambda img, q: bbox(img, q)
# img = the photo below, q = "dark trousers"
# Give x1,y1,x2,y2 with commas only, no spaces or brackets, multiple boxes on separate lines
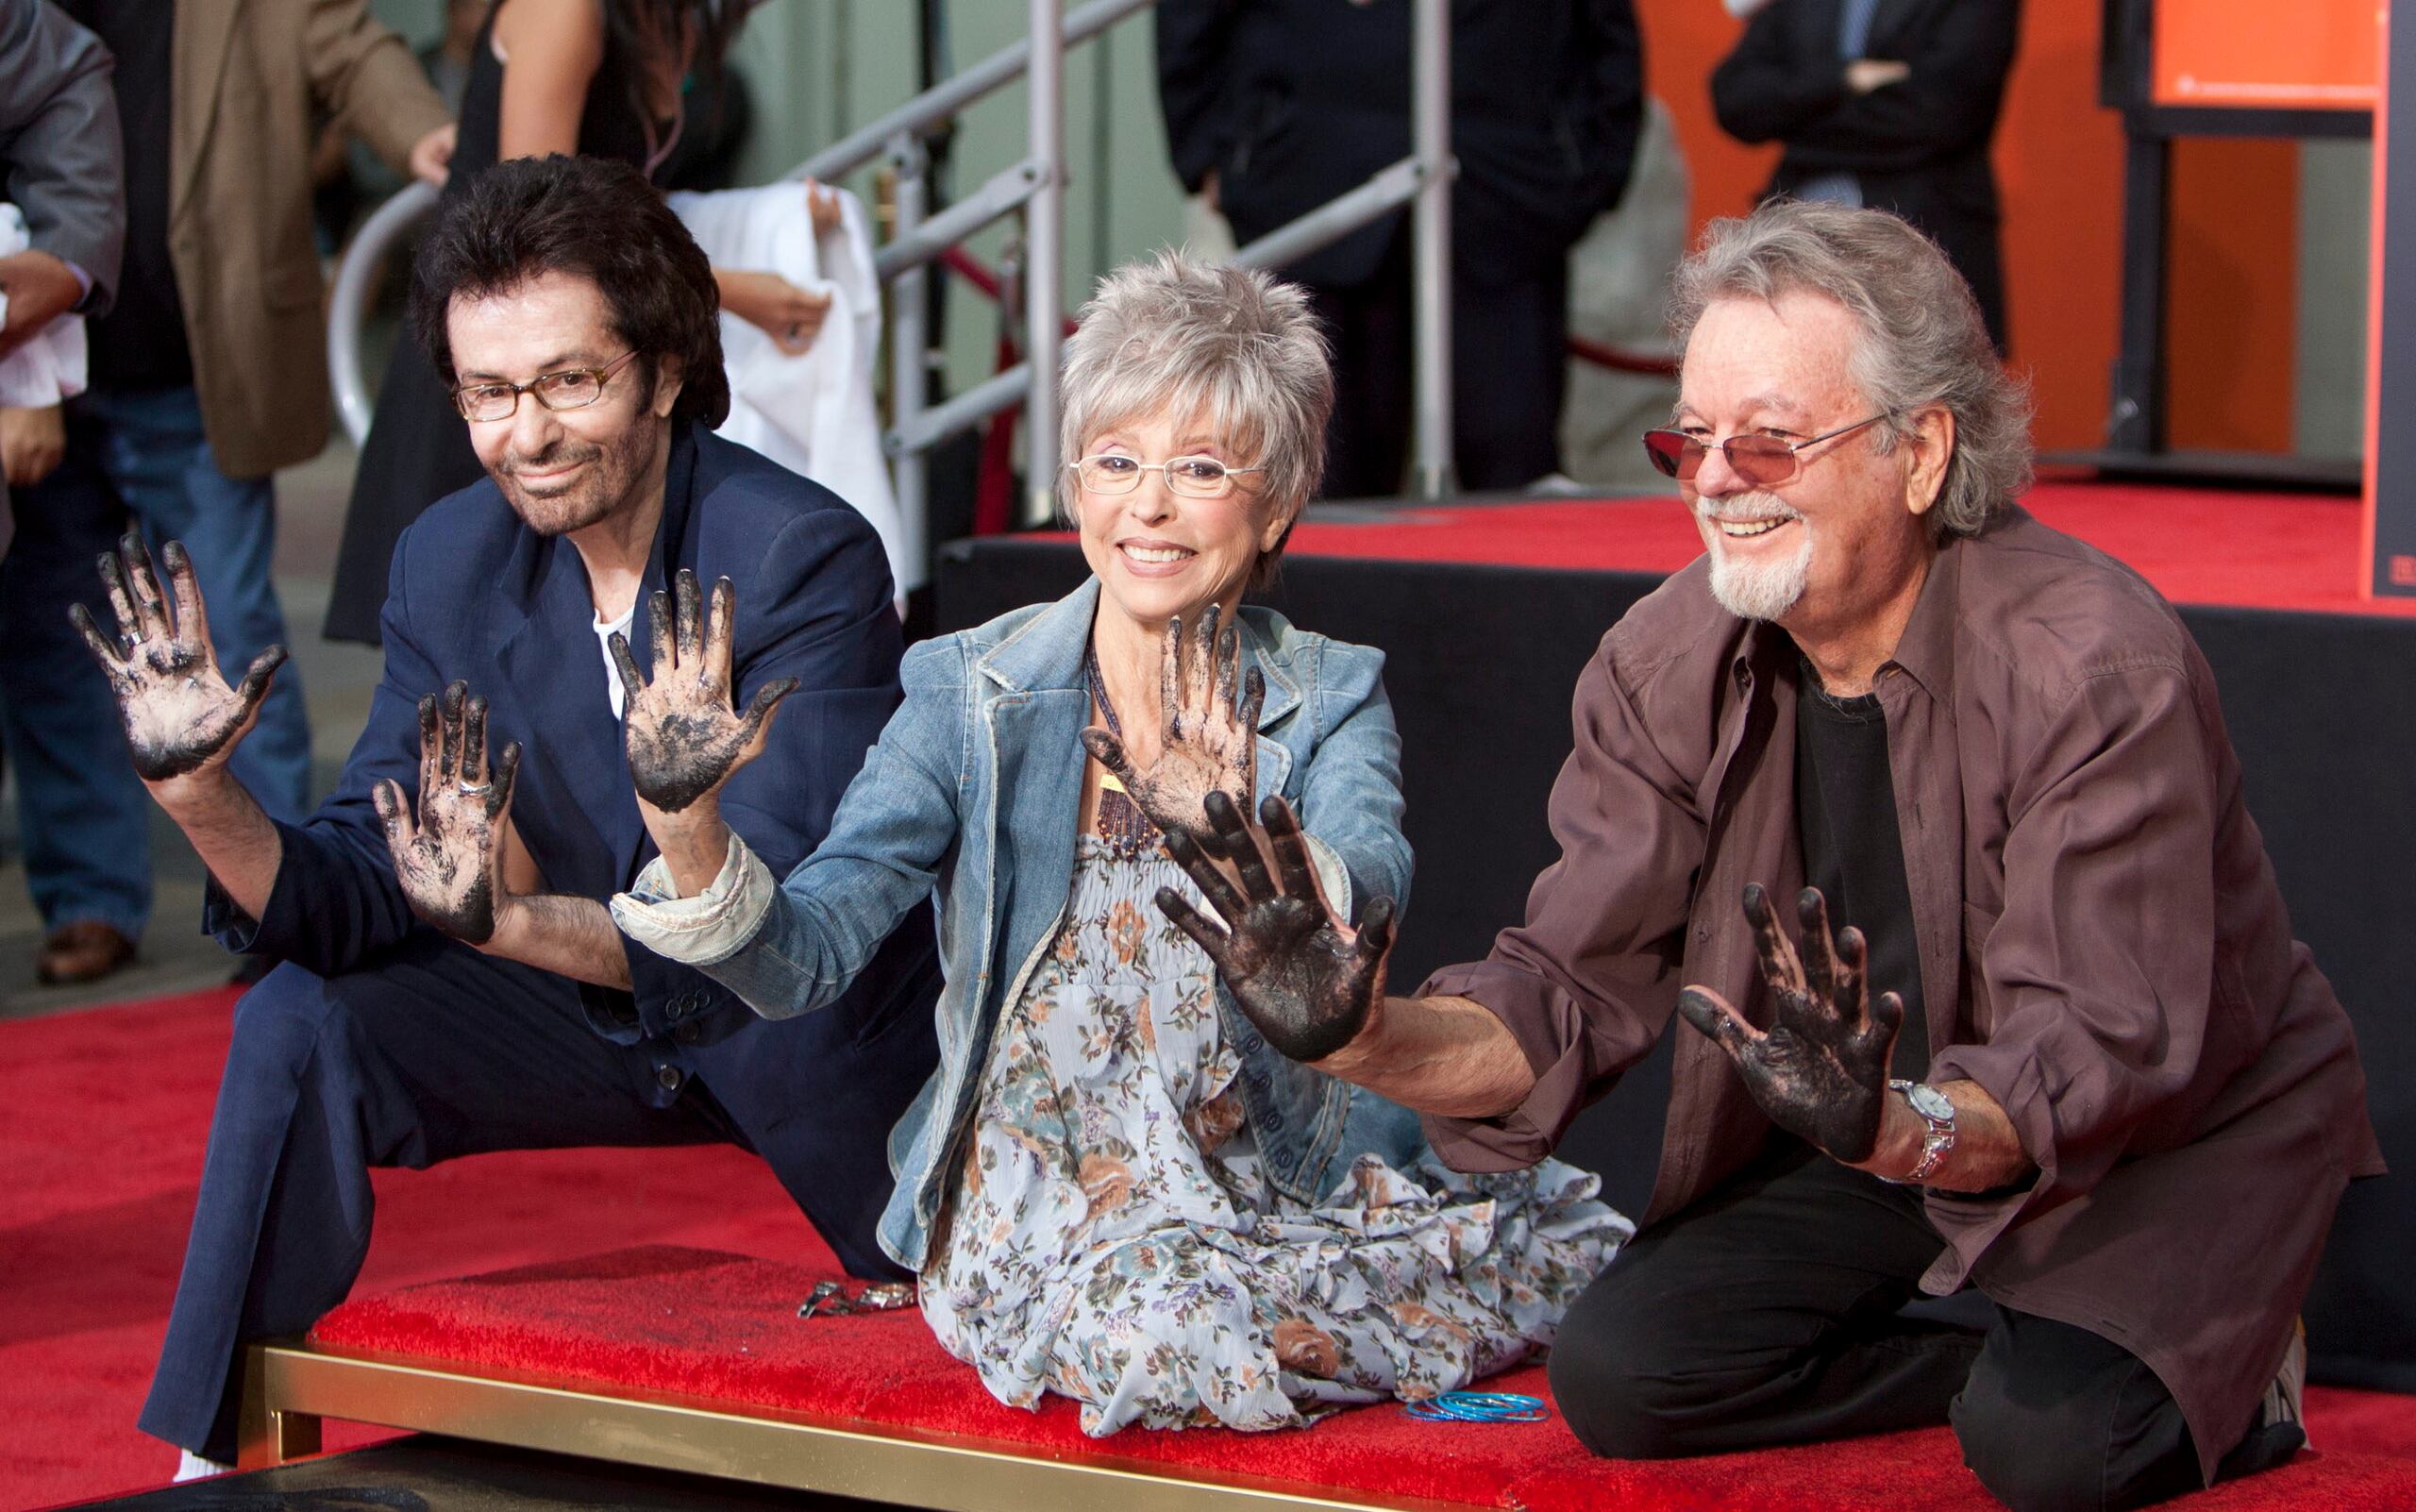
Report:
1307,227,1570,499
1546,1141,2303,1512
138,930,928,1463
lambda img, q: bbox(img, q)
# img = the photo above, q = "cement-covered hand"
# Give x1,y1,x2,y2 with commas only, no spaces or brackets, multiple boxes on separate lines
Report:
612,568,798,815
1677,883,1901,1162
374,682,523,946
1080,613,1264,846
73,532,286,783
1156,791,1396,1064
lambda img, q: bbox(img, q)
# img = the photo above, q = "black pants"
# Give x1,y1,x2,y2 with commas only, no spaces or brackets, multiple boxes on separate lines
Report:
1307,227,1570,499
138,929,932,1463
1547,1141,2303,1512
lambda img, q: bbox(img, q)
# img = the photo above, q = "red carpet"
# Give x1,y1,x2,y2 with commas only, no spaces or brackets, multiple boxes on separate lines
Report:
7,989,2413,1511
0,990,829,1510
1253,478,2416,619
312,1244,2416,1512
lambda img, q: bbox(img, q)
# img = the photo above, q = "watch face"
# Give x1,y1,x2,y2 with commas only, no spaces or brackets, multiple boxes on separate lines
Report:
1906,1084,1955,1122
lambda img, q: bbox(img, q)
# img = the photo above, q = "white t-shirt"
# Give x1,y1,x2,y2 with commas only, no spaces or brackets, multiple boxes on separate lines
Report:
596,602,636,720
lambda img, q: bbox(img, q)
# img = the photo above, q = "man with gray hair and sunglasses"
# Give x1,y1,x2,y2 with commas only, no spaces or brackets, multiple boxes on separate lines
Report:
1157,199,2378,1510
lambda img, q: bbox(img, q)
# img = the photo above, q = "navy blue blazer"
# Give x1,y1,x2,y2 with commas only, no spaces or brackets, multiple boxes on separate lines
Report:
211,425,938,1048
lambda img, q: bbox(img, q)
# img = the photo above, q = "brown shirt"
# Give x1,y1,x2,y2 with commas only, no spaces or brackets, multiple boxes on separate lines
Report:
1423,507,2383,1481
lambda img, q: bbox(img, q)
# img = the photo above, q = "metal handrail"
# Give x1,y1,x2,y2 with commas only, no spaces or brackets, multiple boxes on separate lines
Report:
329,177,437,449
878,0,1453,518
873,158,1045,283
1231,157,1428,273
944,242,1675,376
790,0,1154,188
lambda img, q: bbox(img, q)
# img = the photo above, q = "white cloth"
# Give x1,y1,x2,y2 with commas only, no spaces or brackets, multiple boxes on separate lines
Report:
596,601,636,721
668,183,920,596
0,202,89,409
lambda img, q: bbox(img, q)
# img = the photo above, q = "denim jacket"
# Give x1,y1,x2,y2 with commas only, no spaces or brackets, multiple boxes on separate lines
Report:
613,578,1426,1270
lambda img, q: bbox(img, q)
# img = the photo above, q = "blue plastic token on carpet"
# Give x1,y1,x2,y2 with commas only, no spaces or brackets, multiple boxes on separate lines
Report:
1403,1390,1548,1424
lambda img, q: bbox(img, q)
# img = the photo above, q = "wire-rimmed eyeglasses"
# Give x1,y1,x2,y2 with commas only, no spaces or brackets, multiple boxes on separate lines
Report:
1068,453,1266,499
1641,412,1894,487
451,351,640,423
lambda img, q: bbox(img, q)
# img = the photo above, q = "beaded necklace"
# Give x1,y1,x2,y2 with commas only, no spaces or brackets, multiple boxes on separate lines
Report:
1082,642,1166,860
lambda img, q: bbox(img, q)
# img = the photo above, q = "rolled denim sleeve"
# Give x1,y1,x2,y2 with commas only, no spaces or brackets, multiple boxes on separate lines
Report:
611,832,779,967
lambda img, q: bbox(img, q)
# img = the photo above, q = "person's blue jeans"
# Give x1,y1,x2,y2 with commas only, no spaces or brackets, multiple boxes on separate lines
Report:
85,386,313,823
0,412,150,938
0,386,312,940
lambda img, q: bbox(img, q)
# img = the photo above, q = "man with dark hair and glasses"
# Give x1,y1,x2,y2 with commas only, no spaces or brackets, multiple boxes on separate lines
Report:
84,154,942,1479
1152,200,2377,1512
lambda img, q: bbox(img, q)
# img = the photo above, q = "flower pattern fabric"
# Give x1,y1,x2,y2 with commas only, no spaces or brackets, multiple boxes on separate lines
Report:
921,837,1632,1436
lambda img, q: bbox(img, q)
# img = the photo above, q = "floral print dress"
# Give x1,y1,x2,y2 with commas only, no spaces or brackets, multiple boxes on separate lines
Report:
919,836,1632,1436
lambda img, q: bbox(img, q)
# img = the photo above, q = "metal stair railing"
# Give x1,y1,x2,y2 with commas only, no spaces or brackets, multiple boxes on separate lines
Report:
325,0,1456,538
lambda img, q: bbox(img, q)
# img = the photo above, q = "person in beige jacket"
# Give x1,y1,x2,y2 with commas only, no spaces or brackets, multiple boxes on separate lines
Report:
2,0,451,987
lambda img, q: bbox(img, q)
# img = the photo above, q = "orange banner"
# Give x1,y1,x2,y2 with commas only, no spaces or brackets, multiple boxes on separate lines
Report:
2153,0,2381,109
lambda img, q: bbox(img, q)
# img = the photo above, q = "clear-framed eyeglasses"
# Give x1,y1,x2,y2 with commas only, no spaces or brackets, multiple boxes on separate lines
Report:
1068,453,1266,499
451,350,639,422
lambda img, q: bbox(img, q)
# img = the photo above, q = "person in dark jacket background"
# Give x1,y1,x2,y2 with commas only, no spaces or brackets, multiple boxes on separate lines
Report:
1710,0,2020,350
1158,0,1644,498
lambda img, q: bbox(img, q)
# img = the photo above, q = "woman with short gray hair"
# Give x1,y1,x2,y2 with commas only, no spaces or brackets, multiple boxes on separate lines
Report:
1056,252,1332,571
612,249,1627,1434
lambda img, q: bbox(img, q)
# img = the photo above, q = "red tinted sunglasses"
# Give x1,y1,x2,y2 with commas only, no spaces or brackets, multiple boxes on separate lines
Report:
1641,413,1891,486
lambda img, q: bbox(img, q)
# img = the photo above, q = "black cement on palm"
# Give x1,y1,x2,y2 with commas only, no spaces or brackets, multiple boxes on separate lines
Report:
74,534,285,781
1155,792,1396,1064
613,569,798,813
1675,883,1902,1162
375,680,523,945
1080,612,1263,846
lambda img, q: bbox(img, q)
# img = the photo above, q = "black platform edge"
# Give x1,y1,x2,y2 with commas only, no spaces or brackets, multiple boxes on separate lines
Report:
2041,448,2364,494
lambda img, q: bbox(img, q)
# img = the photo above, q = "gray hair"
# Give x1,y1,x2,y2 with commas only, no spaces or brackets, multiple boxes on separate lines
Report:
1057,251,1334,572
1669,200,2032,537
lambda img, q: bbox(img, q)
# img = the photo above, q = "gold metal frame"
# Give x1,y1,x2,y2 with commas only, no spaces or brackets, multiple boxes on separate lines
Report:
239,1341,1474,1512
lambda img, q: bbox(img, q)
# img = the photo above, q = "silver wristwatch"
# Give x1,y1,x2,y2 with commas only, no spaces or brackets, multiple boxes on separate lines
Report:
1887,1079,1956,1184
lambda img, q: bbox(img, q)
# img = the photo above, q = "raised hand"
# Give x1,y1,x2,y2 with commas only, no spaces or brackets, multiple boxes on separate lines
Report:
1675,884,1902,1162
1080,612,1264,844
612,569,799,815
72,533,287,783
1155,791,1395,1064
374,681,523,945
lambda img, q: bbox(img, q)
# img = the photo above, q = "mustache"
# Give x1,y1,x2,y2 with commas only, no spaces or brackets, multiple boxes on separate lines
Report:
500,439,604,477
1693,495,1802,526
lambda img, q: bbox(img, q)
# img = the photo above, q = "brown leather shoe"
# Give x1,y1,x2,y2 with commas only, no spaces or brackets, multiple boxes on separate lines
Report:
35,921,137,985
